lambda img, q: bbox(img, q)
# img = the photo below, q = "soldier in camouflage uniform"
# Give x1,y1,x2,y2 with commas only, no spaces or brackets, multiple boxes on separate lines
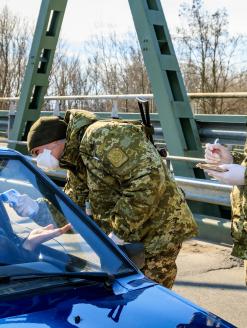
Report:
26,109,198,288
204,142,247,286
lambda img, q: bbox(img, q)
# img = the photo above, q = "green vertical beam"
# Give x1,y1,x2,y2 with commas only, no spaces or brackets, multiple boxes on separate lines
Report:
128,0,204,178
9,0,67,152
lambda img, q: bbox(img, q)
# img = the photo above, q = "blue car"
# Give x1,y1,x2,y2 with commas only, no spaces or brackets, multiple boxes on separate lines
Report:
0,148,235,328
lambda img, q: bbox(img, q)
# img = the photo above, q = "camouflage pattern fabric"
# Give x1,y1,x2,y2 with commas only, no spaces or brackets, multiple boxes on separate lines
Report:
58,110,198,287
63,168,88,209
59,109,97,208
231,148,245,165
143,242,182,289
80,119,198,244
231,141,247,260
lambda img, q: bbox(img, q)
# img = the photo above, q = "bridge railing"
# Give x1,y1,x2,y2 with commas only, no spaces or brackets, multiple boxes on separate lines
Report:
0,92,245,214
0,91,244,245
0,92,246,145
0,92,244,212
23,155,231,208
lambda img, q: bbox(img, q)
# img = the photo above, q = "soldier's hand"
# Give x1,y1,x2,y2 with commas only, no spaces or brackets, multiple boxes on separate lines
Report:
205,164,246,186
13,194,39,217
205,143,233,165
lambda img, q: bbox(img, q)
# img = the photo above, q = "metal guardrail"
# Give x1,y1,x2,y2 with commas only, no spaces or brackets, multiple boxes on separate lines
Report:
23,157,231,208
176,176,231,207
0,93,246,144
46,170,232,207
0,93,244,212
0,111,246,146
1,92,247,102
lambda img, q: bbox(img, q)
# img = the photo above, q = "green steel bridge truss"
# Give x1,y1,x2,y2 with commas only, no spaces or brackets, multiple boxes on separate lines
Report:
10,0,204,178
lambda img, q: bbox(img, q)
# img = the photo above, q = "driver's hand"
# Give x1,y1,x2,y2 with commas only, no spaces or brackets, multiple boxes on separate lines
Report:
23,223,72,251
13,194,39,217
205,143,233,165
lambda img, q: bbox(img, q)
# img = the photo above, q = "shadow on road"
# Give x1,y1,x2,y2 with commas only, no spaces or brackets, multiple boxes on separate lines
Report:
175,280,246,290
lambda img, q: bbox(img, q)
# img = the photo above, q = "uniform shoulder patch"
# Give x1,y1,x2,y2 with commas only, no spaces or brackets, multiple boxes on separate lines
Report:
107,147,128,168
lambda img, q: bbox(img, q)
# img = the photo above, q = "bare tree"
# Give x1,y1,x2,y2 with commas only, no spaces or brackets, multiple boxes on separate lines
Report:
0,6,150,114
48,40,93,111
0,6,30,109
82,31,151,112
176,0,247,114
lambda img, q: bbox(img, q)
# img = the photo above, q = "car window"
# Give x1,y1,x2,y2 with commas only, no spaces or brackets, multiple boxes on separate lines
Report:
0,157,135,277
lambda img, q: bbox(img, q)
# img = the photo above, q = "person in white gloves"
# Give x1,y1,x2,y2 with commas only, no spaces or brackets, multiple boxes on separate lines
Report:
13,194,40,218
204,143,246,185
204,141,247,286
1,189,67,228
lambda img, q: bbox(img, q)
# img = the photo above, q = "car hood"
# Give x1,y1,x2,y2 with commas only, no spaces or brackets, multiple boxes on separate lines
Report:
0,282,234,328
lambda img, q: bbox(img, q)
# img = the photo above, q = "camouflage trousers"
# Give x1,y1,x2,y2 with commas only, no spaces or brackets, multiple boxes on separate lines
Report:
143,243,182,289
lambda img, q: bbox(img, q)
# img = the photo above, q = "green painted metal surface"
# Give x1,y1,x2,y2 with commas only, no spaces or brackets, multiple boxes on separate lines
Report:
9,0,67,152
195,115,247,124
128,0,204,177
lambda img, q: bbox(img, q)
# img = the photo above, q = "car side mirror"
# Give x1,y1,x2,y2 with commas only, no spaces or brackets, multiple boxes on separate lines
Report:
118,242,145,269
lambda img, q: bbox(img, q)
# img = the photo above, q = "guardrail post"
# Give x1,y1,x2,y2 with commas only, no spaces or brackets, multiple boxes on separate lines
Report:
53,100,60,116
8,101,16,139
111,100,119,118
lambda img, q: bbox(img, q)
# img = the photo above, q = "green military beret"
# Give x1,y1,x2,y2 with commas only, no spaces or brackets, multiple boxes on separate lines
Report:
27,116,68,152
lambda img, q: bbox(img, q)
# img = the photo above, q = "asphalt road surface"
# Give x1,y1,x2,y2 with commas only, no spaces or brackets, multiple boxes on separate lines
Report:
174,239,246,328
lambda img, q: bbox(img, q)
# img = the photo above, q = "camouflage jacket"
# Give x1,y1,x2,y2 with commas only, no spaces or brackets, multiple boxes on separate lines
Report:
60,109,97,209
231,142,247,259
59,110,198,256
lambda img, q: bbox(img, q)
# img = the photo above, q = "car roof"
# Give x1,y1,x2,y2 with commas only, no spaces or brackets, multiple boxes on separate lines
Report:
0,147,23,156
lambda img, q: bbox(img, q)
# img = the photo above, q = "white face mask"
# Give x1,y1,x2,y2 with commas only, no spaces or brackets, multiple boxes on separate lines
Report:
36,149,60,171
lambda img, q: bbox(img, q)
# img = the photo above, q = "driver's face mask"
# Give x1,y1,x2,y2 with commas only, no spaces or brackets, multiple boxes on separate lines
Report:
36,149,60,171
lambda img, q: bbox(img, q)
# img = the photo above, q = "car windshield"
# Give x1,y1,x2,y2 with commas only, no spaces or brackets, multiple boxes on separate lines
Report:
0,154,135,280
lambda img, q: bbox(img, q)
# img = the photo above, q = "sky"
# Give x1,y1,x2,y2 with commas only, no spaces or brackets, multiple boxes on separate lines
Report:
1,0,247,52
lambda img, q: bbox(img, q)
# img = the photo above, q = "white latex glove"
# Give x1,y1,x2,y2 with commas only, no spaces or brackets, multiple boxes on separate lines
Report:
205,164,246,186
13,194,39,217
204,143,233,165
108,231,125,245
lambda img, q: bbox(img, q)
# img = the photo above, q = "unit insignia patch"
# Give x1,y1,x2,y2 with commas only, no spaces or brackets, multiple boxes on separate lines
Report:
107,147,128,167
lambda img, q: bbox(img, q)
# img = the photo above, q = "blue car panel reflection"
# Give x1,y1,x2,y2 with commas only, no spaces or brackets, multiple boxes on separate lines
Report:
0,148,235,328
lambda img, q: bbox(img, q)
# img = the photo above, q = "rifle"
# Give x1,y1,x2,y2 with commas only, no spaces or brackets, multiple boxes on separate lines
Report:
136,97,167,158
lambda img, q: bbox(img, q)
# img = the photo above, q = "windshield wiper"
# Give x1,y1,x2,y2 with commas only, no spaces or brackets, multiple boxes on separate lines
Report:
0,271,115,287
